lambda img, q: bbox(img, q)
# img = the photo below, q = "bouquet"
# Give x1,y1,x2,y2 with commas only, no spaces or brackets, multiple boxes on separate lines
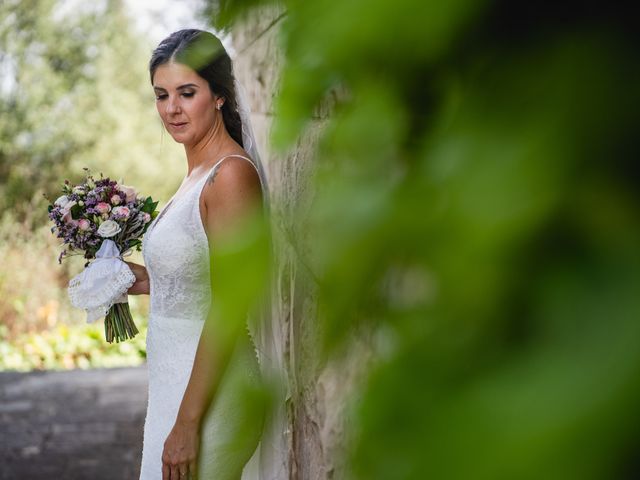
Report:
46,168,158,343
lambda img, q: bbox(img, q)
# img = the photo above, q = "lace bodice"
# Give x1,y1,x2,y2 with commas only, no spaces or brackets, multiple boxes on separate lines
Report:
142,170,212,322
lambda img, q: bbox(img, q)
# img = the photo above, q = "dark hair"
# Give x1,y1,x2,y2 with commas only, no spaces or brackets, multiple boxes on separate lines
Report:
149,29,243,148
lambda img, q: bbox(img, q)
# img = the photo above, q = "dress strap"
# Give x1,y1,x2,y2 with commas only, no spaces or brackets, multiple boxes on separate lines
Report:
194,154,256,217
203,154,257,183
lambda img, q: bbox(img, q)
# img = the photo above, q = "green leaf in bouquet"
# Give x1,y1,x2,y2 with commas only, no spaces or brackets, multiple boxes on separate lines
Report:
70,203,83,219
47,205,53,213
141,197,159,214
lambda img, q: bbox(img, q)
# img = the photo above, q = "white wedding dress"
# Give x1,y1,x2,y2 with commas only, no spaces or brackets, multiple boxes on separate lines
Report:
139,154,265,480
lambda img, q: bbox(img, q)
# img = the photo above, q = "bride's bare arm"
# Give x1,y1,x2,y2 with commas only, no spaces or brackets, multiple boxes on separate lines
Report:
163,157,262,471
124,261,150,295
178,157,262,422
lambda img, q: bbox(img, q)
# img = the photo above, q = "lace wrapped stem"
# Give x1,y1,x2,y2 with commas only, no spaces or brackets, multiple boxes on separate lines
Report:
67,239,139,343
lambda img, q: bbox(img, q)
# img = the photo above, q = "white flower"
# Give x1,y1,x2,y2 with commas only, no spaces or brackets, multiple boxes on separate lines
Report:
60,200,77,222
97,220,121,238
72,186,85,195
55,195,70,208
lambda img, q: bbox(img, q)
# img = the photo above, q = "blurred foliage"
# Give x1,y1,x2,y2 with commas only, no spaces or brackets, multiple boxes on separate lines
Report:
0,318,146,371
0,211,79,338
212,0,640,478
0,202,149,369
0,0,189,368
0,0,184,227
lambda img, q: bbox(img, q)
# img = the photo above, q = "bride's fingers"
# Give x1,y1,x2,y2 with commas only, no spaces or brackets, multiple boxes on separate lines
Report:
162,462,170,480
189,460,197,479
170,464,180,480
123,261,147,280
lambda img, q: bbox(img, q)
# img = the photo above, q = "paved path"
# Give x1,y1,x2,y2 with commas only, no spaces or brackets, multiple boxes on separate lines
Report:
0,365,148,480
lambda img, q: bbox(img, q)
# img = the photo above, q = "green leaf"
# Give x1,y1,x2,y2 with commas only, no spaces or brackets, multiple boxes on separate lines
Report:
70,203,83,220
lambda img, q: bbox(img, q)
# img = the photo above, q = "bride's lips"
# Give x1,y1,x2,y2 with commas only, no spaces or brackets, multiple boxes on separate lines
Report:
168,122,188,130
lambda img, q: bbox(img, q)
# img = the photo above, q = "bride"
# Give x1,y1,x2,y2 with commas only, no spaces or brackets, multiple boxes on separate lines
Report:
125,29,271,480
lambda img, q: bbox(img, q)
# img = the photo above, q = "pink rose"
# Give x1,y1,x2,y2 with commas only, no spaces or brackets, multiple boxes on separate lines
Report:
118,185,137,203
112,206,130,219
78,219,91,231
96,202,111,214
110,194,122,205
142,212,151,223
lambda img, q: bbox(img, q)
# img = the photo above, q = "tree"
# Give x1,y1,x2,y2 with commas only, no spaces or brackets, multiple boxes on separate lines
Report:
0,0,183,226
0,0,184,341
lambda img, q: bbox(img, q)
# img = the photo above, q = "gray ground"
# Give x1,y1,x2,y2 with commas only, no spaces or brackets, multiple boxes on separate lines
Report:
0,365,148,480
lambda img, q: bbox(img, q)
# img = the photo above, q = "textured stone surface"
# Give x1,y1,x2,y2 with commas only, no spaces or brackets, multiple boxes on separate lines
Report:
232,8,373,479
0,366,147,480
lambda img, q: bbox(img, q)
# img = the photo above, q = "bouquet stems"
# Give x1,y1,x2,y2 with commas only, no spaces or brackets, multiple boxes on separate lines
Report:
104,301,139,343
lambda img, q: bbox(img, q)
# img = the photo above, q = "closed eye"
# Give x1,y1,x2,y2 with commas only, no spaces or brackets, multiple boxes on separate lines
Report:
155,92,194,100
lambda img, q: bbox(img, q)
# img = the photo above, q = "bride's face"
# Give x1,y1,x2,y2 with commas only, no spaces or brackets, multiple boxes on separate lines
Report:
152,61,221,145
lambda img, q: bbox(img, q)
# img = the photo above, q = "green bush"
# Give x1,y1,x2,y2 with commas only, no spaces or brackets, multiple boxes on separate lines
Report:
0,317,147,371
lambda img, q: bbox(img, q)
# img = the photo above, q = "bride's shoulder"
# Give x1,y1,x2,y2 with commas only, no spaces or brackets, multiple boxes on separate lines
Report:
201,152,263,231
203,151,261,202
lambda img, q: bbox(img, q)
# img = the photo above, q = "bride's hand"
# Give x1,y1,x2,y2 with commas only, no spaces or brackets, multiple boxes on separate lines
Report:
123,261,149,295
162,418,200,480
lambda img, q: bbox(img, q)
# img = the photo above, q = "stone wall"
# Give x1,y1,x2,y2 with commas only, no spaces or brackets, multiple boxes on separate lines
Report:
232,7,372,480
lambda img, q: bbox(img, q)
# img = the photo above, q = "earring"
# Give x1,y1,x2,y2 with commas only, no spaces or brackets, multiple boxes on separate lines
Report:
216,103,223,110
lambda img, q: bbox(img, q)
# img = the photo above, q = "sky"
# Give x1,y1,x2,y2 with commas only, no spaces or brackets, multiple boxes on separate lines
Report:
123,0,234,54
47,0,210,43
124,0,207,43
0,0,234,98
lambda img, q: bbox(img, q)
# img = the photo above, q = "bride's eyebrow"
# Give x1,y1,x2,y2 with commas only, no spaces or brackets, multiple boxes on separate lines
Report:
153,84,199,92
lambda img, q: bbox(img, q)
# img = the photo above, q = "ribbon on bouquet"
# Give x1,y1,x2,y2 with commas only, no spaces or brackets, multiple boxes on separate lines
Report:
67,239,136,323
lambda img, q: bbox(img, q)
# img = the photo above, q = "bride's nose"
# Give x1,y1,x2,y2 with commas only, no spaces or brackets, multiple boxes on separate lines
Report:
166,96,181,116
